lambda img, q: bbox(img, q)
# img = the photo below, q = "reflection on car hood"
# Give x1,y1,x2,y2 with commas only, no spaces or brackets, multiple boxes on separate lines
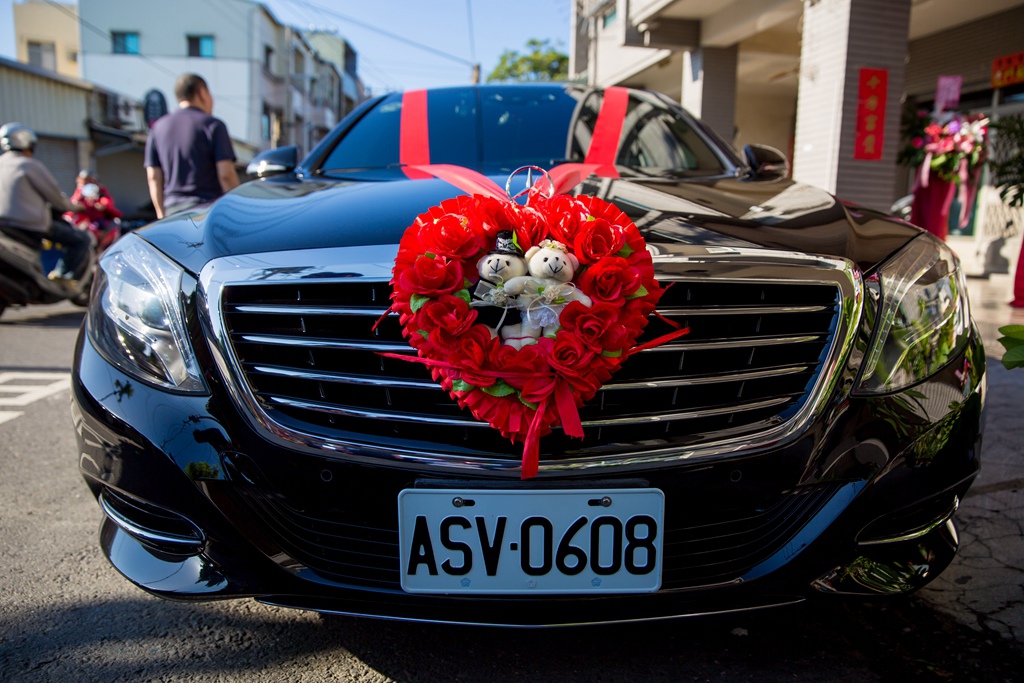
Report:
139,173,920,276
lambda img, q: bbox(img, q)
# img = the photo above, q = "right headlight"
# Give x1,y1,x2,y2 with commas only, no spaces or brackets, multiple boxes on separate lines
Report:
87,234,206,393
854,236,971,395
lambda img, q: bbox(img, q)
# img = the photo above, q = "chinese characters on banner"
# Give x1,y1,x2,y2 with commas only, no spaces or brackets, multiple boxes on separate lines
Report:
992,51,1024,88
854,68,887,161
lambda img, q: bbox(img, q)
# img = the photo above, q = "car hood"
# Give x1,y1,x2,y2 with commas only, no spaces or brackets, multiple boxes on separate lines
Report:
139,173,920,277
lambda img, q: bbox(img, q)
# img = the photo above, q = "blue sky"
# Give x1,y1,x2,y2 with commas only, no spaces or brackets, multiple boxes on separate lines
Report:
0,0,573,94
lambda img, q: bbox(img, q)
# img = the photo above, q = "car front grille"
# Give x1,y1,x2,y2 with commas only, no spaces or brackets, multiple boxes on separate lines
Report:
230,476,842,591
203,246,859,472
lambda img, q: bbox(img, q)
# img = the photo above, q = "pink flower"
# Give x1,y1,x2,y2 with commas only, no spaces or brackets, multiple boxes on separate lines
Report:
912,137,924,148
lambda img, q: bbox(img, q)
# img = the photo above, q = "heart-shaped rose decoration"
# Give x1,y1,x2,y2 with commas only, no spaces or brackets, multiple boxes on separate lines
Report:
389,191,666,478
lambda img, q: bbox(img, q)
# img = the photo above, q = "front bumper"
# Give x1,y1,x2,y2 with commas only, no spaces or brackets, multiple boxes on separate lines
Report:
72,320,985,625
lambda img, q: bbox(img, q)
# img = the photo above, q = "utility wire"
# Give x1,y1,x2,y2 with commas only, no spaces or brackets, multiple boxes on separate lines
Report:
287,0,476,67
42,0,264,120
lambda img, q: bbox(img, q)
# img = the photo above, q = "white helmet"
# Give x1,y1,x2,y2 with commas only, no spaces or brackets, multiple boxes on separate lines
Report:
0,122,38,152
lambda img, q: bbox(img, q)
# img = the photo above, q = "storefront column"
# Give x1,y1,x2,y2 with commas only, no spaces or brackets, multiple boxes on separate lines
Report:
681,46,738,143
792,0,911,212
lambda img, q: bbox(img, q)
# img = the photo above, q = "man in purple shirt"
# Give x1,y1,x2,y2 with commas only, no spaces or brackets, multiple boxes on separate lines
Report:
144,73,239,218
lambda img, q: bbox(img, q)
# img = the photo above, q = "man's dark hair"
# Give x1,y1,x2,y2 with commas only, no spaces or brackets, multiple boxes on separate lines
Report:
174,73,208,102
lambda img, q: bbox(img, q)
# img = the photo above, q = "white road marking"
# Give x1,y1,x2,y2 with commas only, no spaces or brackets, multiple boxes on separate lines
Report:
0,411,24,426
0,372,71,409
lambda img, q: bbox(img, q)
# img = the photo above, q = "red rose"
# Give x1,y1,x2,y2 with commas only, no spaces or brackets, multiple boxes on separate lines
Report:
507,204,549,252
448,325,499,387
539,194,588,245
576,256,642,305
397,254,465,297
420,213,485,261
574,217,624,264
560,301,620,352
543,333,597,393
472,196,514,240
491,343,548,390
417,295,478,349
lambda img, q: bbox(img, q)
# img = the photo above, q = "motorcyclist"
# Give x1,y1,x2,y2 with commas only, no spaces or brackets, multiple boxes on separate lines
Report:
0,122,91,282
66,169,122,229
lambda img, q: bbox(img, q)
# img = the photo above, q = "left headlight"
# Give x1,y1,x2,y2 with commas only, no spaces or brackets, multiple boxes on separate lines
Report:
854,235,971,394
87,234,206,393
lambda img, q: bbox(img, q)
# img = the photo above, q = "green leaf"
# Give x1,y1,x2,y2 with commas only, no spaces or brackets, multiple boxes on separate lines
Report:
999,336,1024,352
601,348,623,358
481,380,516,397
626,285,649,300
617,244,634,257
423,251,437,259
451,379,474,393
1002,344,1024,365
519,395,538,410
410,294,430,312
417,329,429,339
456,289,472,304
998,325,1024,340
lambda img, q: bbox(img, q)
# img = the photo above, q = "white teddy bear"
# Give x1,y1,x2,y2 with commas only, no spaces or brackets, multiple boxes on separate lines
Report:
499,239,592,349
472,231,529,338
474,230,528,306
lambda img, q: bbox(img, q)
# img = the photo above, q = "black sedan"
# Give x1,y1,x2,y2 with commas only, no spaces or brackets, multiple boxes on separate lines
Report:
72,84,984,626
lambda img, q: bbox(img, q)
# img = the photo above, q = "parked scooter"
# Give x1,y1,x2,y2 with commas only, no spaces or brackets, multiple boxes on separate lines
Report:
0,216,96,318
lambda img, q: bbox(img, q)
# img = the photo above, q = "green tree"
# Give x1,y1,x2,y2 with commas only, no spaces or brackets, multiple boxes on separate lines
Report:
486,39,568,83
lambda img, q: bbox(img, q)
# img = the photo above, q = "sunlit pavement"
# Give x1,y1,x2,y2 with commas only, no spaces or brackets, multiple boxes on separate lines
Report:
918,234,1024,641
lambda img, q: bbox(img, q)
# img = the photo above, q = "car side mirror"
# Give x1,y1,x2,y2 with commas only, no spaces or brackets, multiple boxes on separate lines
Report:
246,146,298,179
742,144,789,181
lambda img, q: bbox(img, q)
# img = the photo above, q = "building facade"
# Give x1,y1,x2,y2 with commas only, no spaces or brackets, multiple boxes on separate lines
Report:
572,0,1024,214
13,0,80,79
75,0,366,162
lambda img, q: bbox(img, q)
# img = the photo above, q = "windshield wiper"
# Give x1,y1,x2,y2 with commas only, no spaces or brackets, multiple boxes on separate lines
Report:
316,163,407,175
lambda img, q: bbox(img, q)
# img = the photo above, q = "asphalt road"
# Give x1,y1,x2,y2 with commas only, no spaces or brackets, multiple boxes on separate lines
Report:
1,300,1022,682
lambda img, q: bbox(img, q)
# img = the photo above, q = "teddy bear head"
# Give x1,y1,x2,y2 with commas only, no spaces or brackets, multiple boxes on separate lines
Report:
524,239,579,283
477,251,527,283
477,229,527,284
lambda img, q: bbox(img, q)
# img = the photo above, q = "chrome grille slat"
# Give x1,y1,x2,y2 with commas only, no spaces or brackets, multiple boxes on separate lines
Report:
231,304,391,317
265,394,794,428
201,245,861,473
236,334,414,353
655,304,830,316
657,334,825,351
267,395,488,426
602,365,812,389
248,362,812,391
250,364,436,389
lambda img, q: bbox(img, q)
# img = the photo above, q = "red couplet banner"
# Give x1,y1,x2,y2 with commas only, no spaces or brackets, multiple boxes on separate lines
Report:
854,68,888,161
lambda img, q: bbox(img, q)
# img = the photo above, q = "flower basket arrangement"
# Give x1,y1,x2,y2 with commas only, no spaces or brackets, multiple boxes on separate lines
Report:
899,109,989,239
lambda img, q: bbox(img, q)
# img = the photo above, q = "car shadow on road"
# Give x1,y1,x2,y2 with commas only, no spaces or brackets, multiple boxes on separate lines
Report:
1,596,1021,681
0,310,85,328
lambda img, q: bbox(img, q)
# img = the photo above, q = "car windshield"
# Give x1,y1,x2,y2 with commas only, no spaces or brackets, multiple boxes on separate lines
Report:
317,85,733,179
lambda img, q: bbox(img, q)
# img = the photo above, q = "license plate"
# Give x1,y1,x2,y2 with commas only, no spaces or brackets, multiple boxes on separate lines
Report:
398,488,664,594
